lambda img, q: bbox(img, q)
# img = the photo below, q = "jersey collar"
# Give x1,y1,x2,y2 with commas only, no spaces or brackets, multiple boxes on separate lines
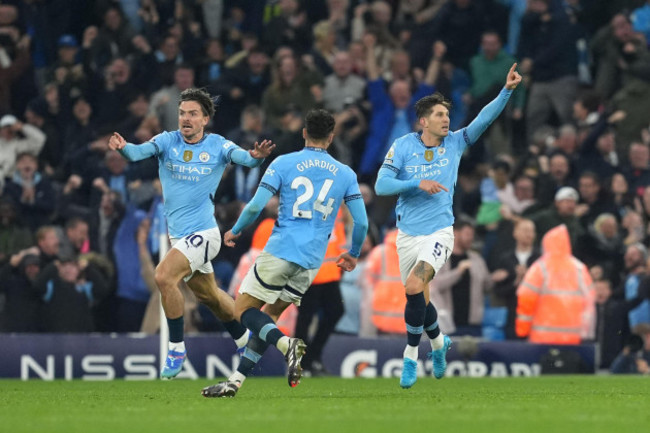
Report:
417,131,445,149
181,131,209,145
305,146,328,153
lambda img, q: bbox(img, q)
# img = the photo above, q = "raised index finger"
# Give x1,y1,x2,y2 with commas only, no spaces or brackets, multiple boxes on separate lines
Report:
509,63,518,75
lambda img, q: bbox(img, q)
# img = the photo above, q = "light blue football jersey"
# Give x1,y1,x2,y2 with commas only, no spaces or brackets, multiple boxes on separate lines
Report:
143,130,240,238
259,147,361,269
382,130,470,236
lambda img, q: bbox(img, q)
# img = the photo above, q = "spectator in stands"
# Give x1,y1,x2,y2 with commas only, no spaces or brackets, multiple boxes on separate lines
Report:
34,225,60,267
213,47,270,131
323,51,366,113
0,198,33,265
623,243,650,331
430,0,486,72
0,248,42,332
3,152,55,231
575,171,618,228
263,0,312,55
58,217,89,259
0,114,46,184
89,6,136,70
490,218,540,339
610,324,650,374
24,97,62,176
466,30,525,156
594,278,648,369
580,213,624,282
518,0,578,141
623,142,650,197
112,197,153,332
532,152,574,207
529,186,584,249
516,224,595,344
149,64,195,132
431,220,492,336
572,90,601,142
363,229,405,337
261,54,323,129
336,234,374,337
592,13,650,99
359,36,444,177
35,254,110,332
0,31,30,114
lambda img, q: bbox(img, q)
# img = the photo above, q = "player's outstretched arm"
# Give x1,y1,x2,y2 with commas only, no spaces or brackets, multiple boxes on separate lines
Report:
374,166,421,196
224,186,275,247
109,132,158,161
230,139,275,168
465,63,522,144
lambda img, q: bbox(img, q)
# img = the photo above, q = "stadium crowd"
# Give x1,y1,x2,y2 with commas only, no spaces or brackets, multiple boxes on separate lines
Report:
1,0,650,372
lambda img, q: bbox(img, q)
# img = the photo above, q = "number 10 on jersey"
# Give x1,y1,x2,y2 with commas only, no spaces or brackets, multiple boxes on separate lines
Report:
291,176,335,220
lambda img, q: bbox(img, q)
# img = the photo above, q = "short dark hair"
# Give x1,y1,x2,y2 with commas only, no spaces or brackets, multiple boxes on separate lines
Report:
179,88,215,117
305,109,335,140
414,93,452,119
577,90,601,113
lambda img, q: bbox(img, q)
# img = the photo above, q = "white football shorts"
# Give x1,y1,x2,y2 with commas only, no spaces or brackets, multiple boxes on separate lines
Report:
239,251,319,306
396,226,454,285
170,227,222,281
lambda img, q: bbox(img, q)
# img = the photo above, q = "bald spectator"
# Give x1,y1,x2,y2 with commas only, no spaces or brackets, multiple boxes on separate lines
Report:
536,152,574,206
322,51,366,113
490,218,540,339
623,142,650,197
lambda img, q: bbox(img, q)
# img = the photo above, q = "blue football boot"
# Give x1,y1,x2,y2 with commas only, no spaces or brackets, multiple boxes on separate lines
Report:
160,349,186,379
428,335,452,379
400,357,418,389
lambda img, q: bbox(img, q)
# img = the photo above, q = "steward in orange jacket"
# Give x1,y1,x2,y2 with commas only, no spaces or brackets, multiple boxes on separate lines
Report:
365,229,405,334
516,224,595,344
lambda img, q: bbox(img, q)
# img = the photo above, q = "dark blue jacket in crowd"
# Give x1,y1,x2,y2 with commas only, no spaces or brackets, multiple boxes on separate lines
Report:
359,80,434,176
113,205,150,303
518,10,578,82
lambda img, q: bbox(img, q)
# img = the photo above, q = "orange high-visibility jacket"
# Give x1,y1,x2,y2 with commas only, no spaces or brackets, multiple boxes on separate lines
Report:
311,209,346,285
228,218,297,336
515,224,595,344
365,230,405,334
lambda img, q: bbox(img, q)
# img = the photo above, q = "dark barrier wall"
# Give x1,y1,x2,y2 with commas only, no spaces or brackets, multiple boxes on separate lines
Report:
1,334,596,380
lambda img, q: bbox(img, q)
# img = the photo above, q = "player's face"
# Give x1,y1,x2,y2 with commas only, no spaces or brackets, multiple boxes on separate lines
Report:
178,100,209,142
421,104,450,138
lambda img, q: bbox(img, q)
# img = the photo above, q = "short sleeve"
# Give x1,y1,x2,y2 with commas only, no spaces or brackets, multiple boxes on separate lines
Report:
148,131,172,157
344,170,362,203
380,144,402,175
222,139,243,164
259,159,281,195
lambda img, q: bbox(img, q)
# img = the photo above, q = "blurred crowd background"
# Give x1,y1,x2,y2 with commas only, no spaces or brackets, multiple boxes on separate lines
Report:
1,0,650,373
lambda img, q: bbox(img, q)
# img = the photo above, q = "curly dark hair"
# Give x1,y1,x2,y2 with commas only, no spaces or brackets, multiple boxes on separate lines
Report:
414,93,452,119
305,109,335,140
179,88,215,118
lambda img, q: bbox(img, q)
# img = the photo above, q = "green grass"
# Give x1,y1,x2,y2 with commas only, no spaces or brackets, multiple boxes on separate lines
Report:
1,376,649,433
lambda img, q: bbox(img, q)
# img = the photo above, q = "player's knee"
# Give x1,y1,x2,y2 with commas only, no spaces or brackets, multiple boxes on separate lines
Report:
154,264,173,290
404,276,425,296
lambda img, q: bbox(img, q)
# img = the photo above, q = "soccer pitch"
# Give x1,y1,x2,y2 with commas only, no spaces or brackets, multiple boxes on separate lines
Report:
1,376,648,433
